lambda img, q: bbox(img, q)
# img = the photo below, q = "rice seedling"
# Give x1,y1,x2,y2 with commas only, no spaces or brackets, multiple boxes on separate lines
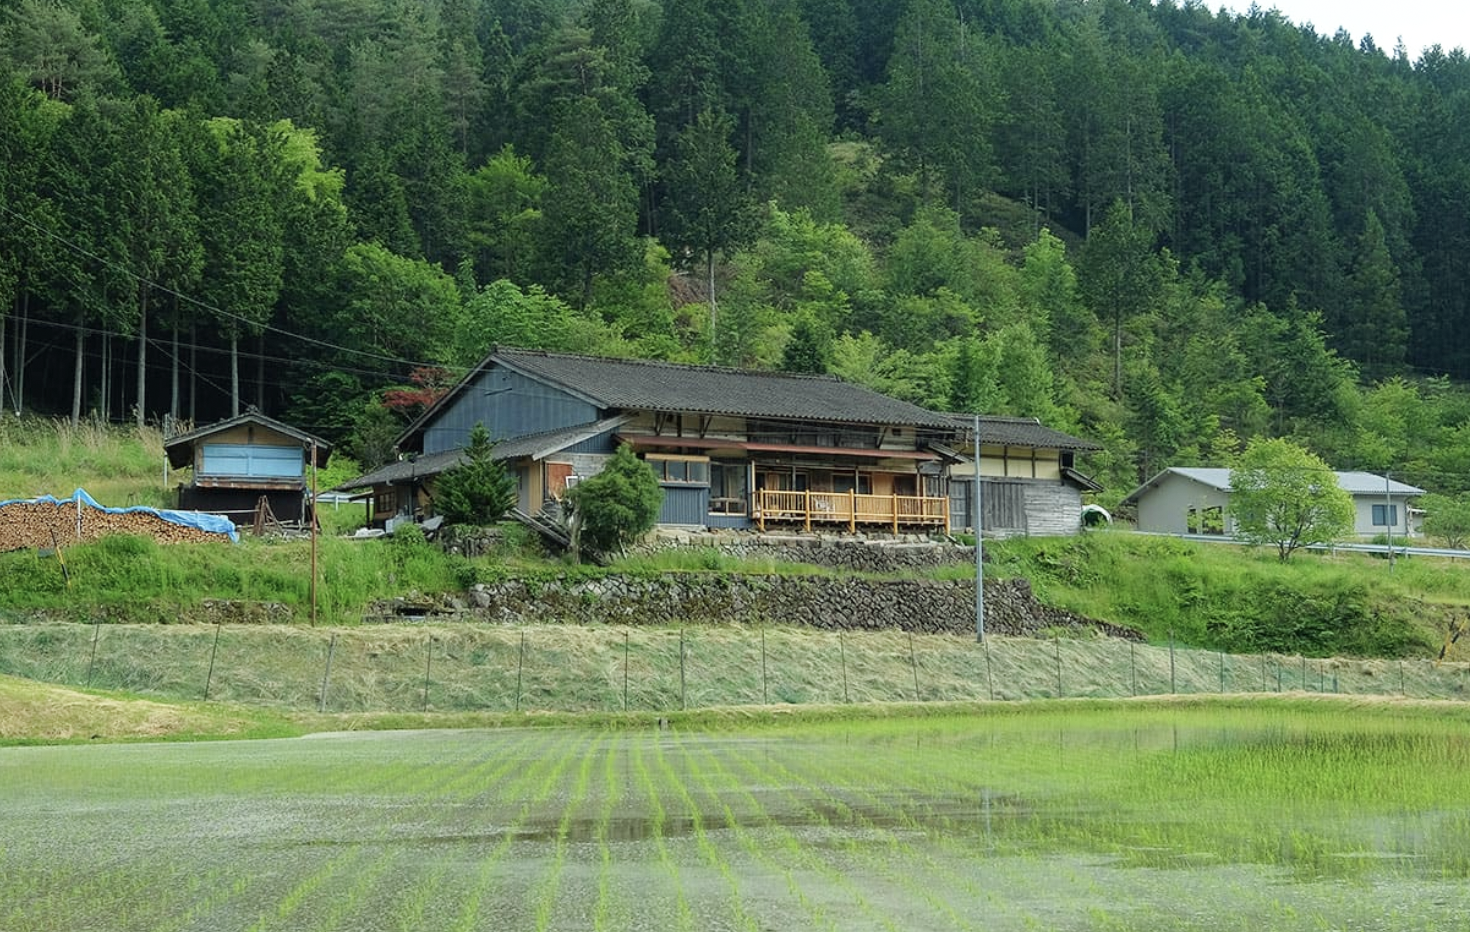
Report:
631,733,696,931
446,728,583,932
6,704,1470,931
650,732,760,932
530,732,605,931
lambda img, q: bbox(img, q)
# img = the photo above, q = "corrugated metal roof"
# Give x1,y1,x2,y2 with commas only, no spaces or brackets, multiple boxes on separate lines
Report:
163,411,332,470
1121,467,1425,505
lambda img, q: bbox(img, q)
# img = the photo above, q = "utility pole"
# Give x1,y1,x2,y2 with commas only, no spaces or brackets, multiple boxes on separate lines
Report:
310,440,319,626
1385,471,1394,572
974,413,985,642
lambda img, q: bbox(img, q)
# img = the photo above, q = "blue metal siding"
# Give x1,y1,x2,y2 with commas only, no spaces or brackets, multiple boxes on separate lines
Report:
424,365,600,454
566,433,618,455
657,486,709,526
707,513,752,530
201,443,303,479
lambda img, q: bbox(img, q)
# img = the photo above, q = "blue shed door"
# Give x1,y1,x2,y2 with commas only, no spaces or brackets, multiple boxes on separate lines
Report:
201,444,303,479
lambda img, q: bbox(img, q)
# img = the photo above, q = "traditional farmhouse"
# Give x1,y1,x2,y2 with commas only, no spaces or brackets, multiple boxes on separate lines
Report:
344,348,968,533
164,410,332,526
1122,467,1424,539
945,415,1103,538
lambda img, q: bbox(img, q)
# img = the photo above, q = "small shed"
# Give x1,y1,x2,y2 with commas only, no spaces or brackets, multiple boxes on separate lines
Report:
164,411,331,527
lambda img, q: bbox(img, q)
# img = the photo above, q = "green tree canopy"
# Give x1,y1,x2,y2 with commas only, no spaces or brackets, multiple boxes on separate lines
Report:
566,444,663,557
435,422,516,526
1230,437,1355,561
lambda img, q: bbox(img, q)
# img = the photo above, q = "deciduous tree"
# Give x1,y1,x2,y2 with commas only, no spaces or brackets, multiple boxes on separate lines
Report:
1230,437,1354,561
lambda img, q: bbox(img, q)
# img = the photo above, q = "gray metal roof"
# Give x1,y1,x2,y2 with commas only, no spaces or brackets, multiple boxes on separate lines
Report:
415,347,959,433
338,417,625,491
1121,467,1425,505
945,413,1101,452
163,410,332,470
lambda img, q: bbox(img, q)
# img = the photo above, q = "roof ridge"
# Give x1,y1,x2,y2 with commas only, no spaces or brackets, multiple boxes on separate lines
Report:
496,346,843,383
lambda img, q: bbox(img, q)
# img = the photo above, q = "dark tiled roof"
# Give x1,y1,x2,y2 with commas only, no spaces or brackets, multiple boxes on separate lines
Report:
946,414,1101,452
163,411,332,469
419,348,959,433
336,448,465,491
337,418,625,491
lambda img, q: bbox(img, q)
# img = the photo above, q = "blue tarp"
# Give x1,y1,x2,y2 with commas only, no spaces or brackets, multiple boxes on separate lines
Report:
0,488,240,544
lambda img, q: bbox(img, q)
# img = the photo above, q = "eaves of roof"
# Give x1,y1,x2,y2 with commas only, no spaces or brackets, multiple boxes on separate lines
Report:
164,411,332,469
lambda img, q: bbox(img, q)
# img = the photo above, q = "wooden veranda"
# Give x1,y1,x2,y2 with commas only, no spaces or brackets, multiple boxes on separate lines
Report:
753,490,950,533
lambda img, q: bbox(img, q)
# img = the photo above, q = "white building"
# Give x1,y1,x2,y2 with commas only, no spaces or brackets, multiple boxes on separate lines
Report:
1121,467,1424,539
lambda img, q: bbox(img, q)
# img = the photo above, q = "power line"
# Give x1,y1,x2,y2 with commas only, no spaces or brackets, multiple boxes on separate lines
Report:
0,201,474,375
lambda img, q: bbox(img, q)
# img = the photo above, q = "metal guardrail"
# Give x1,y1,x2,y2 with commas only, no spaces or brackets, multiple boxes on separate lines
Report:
1137,530,1470,560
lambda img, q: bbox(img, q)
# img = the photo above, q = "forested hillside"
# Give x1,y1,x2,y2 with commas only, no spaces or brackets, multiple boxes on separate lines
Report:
5,0,1470,504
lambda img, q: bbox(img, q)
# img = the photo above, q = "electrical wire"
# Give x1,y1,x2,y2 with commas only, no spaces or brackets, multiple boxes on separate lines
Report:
0,201,474,375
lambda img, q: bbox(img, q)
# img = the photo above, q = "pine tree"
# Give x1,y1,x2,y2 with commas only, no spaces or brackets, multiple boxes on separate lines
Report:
436,422,516,525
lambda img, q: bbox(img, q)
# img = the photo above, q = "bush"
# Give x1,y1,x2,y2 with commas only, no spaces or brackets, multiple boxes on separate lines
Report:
566,445,663,557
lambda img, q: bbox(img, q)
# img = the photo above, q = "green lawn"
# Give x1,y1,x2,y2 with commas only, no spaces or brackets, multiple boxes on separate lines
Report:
2,701,1469,931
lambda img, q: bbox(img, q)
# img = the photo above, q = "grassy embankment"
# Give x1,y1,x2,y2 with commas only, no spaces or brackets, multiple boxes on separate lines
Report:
0,417,1465,659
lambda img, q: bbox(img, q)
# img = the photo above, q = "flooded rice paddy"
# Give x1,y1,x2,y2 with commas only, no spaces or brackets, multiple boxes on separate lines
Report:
2,703,1469,931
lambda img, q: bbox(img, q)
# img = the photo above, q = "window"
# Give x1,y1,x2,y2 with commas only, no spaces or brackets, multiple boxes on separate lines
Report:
645,454,710,486
374,489,396,515
1372,504,1399,527
709,461,749,515
832,474,873,495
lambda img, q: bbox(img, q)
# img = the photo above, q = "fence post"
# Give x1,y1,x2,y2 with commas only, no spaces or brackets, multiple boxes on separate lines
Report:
1261,655,1267,693
1169,629,1176,694
839,631,849,704
760,625,768,705
1399,659,1405,696
984,638,994,701
1054,638,1063,698
86,621,100,688
317,632,336,713
1130,640,1137,697
515,629,525,711
623,630,630,712
421,635,433,713
1276,658,1282,692
1301,655,1307,691
908,630,920,701
203,622,222,700
1219,651,1225,694
679,628,686,711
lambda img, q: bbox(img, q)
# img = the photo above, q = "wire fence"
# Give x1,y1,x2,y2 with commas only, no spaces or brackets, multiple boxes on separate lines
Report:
0,623,1466,714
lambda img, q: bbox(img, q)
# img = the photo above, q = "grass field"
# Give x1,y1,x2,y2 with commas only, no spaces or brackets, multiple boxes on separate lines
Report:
2,623,1467,718
2,700,1468,931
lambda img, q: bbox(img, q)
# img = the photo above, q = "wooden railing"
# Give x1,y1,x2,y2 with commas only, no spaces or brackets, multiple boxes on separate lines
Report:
754,490,950,533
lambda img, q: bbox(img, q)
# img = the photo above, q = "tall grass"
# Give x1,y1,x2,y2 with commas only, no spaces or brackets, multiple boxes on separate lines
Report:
0,416,171,507
986,531,1450,656
0,532,466,624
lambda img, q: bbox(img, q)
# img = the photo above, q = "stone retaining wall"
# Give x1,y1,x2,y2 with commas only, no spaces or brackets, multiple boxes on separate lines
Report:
448,575,1141,639
678,533,977,573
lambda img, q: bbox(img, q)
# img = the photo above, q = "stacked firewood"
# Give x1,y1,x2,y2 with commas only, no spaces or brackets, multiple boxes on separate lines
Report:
0,499,231,552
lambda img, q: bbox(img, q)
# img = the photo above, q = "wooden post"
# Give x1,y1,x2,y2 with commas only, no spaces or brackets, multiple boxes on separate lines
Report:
839,631,849,703
204,622,222,700
848,489,856,533
891,493,899,533
317,632,336,713
908,630,920,701
310,441,318,628
803,490,811,532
